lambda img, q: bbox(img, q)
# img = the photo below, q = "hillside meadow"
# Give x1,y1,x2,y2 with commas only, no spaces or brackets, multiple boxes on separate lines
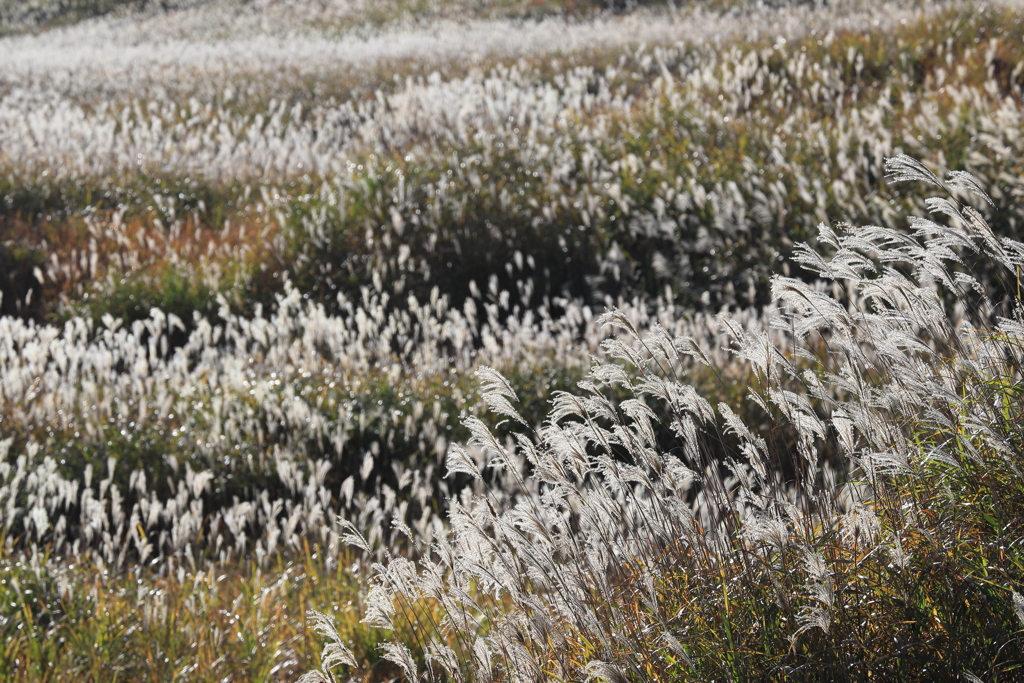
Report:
2,0,1024,680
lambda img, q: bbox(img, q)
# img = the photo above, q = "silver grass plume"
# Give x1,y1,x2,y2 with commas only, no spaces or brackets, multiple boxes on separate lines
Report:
305,610,357,673
381,641,419,681
584,661,628,683
476,366,527,427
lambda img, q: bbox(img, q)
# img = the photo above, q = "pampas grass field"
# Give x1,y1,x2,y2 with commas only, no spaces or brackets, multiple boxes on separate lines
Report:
2,0,1024,680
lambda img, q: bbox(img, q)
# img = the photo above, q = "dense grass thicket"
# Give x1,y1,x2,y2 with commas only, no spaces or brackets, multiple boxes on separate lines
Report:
320,159,1024,682
1,0,1024,680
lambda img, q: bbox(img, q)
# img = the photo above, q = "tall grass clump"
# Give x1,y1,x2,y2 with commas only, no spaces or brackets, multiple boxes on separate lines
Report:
310,156,1024,682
